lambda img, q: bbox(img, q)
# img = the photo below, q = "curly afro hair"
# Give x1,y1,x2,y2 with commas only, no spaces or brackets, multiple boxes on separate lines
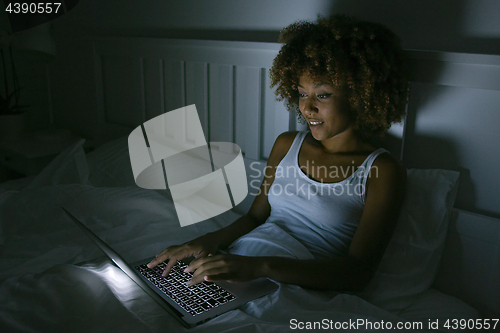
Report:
270,15,409,140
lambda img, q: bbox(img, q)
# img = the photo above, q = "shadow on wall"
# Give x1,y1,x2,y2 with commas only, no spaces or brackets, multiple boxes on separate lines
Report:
331,0,500,55
401,54,490,218
137,0,500,55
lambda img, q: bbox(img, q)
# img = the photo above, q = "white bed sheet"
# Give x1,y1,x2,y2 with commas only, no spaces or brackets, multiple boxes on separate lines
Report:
0,258,406,333
0,138,479,332
0,182,478,332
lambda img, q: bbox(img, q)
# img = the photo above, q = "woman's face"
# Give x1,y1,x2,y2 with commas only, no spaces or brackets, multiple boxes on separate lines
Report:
297,74,354,142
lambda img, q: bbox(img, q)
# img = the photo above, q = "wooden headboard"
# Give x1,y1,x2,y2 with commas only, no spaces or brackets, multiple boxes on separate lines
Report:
90,37,291,161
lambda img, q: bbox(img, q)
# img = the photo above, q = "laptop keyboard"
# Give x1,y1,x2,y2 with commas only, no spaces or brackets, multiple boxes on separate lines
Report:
136,261,236,316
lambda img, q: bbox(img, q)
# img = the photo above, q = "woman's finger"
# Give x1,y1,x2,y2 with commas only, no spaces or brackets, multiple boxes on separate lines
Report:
185,254,224,273
148,246,189,275
147,247,175,268
161,247,199,276
187,267,232,285
162,255,181,277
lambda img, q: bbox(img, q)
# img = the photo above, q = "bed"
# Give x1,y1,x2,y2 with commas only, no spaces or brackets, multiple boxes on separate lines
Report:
1,37,499,332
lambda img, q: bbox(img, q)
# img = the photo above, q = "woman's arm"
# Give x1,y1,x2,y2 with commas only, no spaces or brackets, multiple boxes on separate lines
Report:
185,253,368,290
148,132,297,275
186,153,406,291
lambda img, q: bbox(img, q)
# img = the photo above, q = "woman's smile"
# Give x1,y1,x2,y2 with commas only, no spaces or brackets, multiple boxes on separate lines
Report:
298,74,354,146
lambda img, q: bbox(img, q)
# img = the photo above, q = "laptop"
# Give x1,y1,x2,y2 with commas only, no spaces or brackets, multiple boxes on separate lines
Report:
61,207,278,328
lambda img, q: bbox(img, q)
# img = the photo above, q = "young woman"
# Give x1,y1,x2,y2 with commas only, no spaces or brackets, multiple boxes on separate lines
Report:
148,15,408,292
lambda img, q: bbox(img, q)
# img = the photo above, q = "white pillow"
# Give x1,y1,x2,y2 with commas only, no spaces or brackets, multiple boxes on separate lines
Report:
86,137,136,187
0,139,89,244
360,168,460,313
25,138,89,189
86,137,172,199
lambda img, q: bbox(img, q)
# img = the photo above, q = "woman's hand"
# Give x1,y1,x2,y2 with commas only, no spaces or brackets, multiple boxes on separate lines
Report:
147,232,222,276
184,254,263,286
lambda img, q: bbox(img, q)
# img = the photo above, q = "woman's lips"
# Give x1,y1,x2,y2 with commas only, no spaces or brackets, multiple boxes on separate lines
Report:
308,120,324,126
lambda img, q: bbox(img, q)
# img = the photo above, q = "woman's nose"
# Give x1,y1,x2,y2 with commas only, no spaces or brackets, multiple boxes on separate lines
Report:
302,97,318,114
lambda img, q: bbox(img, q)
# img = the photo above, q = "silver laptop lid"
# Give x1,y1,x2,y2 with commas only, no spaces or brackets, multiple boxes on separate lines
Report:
61,207,193,325
61,206,278,327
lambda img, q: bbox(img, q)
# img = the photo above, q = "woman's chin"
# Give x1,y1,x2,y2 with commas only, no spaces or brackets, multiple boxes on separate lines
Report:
309,127,325,141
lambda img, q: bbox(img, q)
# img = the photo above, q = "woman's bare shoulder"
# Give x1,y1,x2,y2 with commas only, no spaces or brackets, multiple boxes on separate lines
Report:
369,151,406,189
274,131,299,152
373,152,405,173
266,131,299,167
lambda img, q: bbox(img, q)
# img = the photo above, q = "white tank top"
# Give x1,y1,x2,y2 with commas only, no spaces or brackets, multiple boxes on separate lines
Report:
265,131,388,259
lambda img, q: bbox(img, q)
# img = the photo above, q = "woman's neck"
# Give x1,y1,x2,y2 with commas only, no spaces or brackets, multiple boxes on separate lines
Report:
313,129,372,154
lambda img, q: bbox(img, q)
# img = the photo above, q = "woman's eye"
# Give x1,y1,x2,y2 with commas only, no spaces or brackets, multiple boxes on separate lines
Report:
298,92,331,99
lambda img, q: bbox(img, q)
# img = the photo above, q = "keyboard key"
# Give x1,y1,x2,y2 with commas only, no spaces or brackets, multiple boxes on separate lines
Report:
216,297,227,304
135,261,236,316
200,303,212,310
206,299,219,307
193,306,204,314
